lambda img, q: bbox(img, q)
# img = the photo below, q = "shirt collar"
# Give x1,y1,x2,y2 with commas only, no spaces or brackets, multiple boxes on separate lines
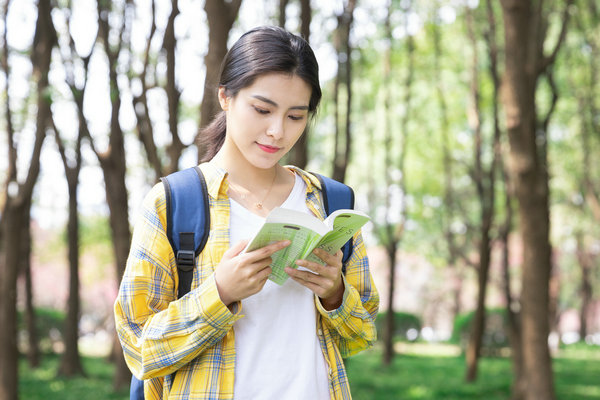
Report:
198,161,324,207
198,161,229,199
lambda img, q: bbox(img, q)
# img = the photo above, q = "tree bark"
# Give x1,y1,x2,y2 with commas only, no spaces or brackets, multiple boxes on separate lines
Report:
432,0,462,324
380,0,413,366
499,0,572,398
0,1,54,398
331,0,356,183
94,0,134,390
52,2,93,377
464,3,500,382
278,0,289,27
52,117,85,376
575,233,592,340
21,196,40,368
163,0,184,175
198,0,243,161
287,0,312,169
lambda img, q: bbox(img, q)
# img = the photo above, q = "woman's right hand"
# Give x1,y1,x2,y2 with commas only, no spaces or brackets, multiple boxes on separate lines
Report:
214,239,290,306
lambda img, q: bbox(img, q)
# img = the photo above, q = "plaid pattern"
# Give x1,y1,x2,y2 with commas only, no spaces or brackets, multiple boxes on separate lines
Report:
114,161,379,399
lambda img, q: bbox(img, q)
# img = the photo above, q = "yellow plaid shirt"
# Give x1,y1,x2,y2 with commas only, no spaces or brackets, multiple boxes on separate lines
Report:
114,162,379,399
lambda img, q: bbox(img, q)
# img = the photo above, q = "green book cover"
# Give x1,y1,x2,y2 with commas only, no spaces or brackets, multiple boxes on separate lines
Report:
244,207,371,285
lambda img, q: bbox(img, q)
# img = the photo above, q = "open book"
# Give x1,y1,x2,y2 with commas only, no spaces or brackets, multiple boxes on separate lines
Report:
244,207,370,285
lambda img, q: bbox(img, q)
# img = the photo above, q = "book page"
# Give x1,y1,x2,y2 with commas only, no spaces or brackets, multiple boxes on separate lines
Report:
244,208,328,285
305,210,370,265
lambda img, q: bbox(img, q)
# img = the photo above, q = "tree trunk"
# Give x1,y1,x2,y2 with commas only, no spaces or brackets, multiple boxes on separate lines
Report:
21,196,40,368
499,0,572,398
198,0,243,161
431,0,462,324
58,169,85,377
95,0,134,390
331,0,356,183
287,0,312,169
576,233,592,340
0,2,54,398
278,0,289,27
0,210,22,400
499,163,525,399
464,3,500,382
163,0,184,175
380,0,412,366
382,243,397,366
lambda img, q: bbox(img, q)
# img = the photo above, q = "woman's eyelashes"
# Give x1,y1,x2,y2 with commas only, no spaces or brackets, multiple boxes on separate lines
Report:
252,105,305,121
253,106,270,115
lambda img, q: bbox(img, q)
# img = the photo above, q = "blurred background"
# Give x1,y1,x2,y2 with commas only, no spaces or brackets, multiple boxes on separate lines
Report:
1,0,599,399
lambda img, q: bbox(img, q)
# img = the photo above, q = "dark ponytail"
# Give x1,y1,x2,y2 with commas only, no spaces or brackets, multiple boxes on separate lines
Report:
199,112,227,163
198,26,322,162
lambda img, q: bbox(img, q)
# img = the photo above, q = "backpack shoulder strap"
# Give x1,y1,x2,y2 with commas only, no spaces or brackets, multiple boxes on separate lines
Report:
310,173,355,269
130,167,210,400
160,166,210,299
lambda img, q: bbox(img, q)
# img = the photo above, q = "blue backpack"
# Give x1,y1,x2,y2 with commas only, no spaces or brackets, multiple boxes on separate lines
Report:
130,166,355,400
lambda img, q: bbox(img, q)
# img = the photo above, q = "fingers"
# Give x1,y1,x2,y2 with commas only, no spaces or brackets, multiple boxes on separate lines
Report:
223,239,249,258
244,240,290,263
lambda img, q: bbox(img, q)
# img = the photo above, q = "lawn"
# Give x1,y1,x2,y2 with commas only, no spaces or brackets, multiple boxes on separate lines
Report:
345,343,600,400
18,344,600,399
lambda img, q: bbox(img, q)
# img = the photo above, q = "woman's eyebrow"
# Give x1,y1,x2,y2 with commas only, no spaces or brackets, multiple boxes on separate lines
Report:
251,95,309,110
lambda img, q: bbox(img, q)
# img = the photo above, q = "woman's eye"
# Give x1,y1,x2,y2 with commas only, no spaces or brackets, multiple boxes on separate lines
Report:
289,115,305,121
253,106,269,115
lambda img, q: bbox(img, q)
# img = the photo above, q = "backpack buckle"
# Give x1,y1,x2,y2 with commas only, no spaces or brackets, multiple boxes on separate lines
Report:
176,250,195,272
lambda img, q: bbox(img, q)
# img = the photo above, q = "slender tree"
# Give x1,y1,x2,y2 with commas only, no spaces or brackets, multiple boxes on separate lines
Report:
0,0,55,398
50,2,96,376
430,0,464,326
331,0,356,183
91,0,134,390
287,0,312,169
130,0,187,180
52,116,85,377
198,0,243,161
278,0,290,27
498,0,573,398
464,2,502,382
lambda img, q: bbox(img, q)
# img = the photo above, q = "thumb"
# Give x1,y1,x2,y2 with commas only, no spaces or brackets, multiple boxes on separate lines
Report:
223,239,249,259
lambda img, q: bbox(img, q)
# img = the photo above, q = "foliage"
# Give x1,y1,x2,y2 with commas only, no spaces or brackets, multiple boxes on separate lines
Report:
17,308,65,354
375,311,422,342
450,308,509,355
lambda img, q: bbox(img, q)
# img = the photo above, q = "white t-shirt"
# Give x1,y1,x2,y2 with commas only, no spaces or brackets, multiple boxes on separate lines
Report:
230,173,331,400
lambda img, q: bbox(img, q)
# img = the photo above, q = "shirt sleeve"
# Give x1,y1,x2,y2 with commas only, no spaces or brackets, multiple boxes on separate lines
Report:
114,183,242,380
315,231,380,357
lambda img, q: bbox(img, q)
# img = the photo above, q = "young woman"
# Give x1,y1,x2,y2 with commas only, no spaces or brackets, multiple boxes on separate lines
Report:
115,26,379,400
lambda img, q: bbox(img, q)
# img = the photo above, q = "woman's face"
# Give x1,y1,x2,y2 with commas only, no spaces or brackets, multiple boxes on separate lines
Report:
219,72,312,170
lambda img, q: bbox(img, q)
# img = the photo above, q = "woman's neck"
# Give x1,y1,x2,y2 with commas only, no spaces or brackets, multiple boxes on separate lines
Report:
212,148,280,190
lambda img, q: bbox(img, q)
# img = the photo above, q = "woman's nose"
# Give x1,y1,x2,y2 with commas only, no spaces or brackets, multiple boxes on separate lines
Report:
266,117,284,138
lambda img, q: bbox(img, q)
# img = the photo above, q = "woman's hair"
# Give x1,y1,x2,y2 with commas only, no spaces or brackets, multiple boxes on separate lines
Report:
198,26,322,162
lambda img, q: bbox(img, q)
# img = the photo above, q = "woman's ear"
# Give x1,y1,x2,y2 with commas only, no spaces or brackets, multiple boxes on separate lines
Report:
218,87,229,111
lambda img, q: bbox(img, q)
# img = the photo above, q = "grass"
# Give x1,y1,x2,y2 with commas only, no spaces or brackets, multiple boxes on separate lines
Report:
18,343,600,399
19,354,129,400
346,343,600,400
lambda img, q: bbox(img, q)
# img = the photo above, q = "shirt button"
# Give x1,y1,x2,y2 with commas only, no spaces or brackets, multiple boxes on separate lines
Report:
317,329,323,335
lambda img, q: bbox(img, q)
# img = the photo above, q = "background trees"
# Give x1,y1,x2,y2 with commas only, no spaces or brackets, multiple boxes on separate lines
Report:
1,0,599,399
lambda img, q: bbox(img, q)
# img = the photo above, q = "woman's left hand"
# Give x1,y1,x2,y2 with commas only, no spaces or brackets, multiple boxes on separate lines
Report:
285,249,345,311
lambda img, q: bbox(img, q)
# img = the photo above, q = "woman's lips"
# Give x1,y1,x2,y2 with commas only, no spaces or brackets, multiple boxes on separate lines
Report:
257,143,281,153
